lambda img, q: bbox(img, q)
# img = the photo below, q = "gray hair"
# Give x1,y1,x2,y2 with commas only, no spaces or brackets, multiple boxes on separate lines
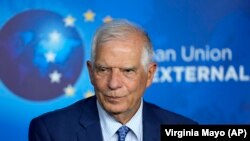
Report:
91,19,153,70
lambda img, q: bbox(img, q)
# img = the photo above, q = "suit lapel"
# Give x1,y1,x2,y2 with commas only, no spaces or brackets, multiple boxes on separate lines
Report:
143,102,161,141
77,96,103,141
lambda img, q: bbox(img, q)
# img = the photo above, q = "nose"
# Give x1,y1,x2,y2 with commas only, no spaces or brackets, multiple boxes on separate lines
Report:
108,69,122,90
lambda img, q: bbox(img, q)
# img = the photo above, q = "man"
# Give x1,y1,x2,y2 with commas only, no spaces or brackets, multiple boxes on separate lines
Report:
29,19,197,141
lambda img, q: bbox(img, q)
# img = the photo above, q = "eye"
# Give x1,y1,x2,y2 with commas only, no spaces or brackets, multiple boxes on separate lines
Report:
95,66,110,75
99,67,108,72
99,67,109,72
124,69,134,73
122,68,136,77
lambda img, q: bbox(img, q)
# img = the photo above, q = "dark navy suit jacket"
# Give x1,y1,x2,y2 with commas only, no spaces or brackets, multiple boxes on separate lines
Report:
29,96,197,141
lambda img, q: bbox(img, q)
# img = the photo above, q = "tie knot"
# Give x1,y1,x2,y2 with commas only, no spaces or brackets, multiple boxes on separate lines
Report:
117,126,130,141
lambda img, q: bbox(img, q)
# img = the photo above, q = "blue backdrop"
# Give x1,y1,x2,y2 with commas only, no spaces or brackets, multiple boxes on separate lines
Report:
0,0,250,141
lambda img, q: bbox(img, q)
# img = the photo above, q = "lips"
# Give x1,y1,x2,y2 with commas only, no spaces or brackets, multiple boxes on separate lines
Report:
103,92,127,98
105,95,124,103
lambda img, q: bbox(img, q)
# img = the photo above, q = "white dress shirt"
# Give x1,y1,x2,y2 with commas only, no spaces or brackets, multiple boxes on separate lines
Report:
97,99,143,141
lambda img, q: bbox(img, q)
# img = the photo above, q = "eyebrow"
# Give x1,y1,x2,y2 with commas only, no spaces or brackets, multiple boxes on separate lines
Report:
94,63,104,68
94,63,137,70
122,66,137,70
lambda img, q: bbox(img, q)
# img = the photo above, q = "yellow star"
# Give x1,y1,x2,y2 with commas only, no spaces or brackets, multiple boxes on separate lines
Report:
45,51,56,63
63,15,76,27
83,9,95,22
84,91,94,98
64,84,75,97
103,15,113,23
49,70,61,83
49,30,61,43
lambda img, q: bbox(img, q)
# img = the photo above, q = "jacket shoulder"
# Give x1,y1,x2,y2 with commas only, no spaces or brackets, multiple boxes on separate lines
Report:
37,98,87,121
30,96,96,131
144,101,198,125
29,96,97,141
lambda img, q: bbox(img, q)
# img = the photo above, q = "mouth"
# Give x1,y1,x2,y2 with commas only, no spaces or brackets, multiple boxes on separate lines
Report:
105,95,125,103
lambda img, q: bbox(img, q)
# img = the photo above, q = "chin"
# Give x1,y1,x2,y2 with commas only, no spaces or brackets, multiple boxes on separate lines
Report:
105,105,128,115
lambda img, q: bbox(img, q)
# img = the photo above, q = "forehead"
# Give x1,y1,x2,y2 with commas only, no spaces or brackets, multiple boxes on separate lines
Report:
95,36,144,67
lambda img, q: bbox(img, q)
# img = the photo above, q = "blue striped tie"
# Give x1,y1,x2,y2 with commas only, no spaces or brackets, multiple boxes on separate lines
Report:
117,126,130,141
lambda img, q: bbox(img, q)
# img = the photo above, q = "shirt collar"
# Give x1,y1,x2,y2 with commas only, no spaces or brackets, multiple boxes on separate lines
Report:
125,100,143,140
97,99,143,140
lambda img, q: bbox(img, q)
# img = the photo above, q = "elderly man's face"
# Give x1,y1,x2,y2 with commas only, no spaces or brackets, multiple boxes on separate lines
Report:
87,34,156,122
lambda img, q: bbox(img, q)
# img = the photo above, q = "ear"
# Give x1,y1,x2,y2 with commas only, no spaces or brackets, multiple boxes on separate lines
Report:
87,61,94,85
146,63,157,87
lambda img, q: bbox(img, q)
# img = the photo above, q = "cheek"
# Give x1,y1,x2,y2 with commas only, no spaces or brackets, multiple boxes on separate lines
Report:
126,74,147,90
123,79,139,93
93,75,108,88
124,77,146,101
